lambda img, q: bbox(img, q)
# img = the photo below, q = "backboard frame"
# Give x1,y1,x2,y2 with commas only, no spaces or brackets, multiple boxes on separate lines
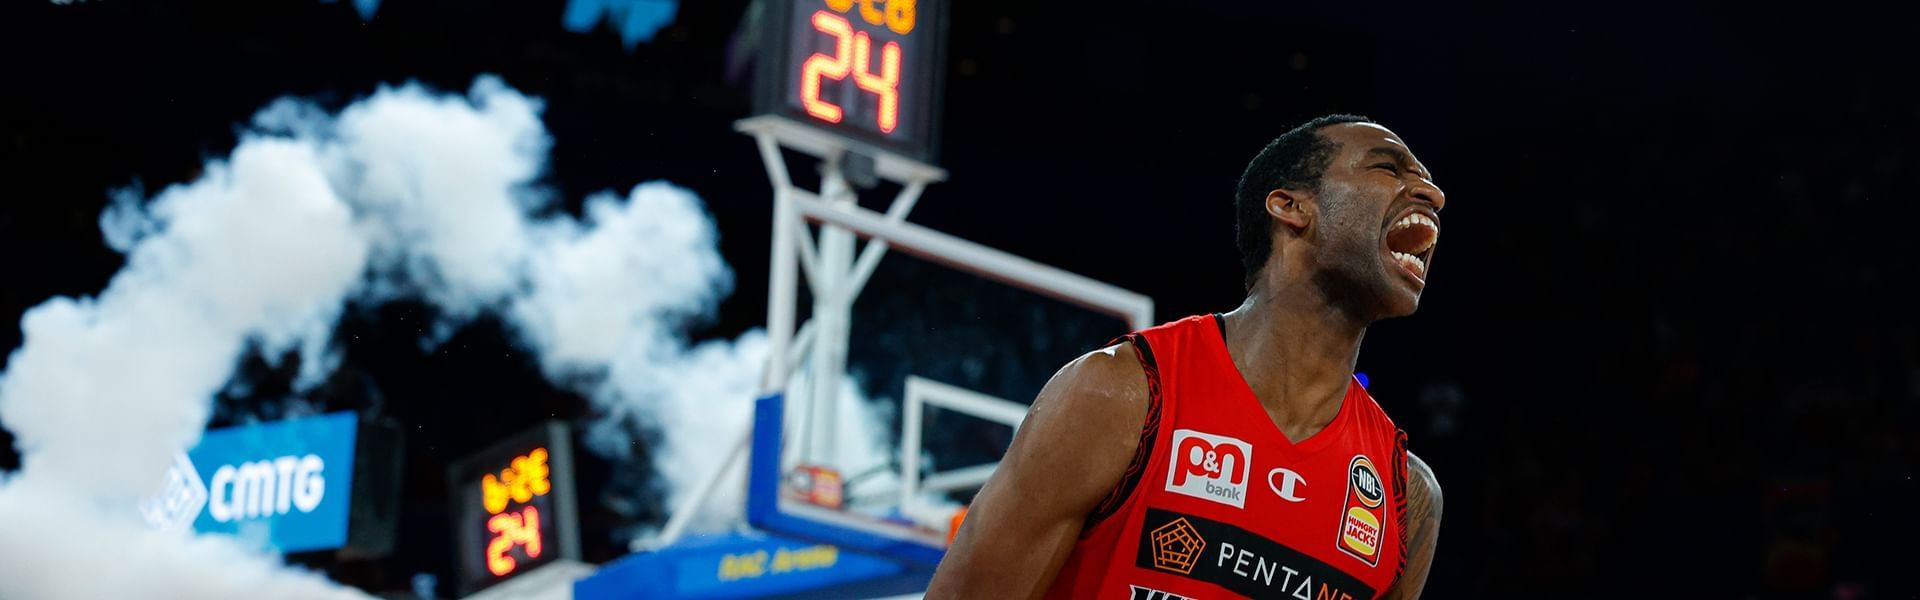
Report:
631,115,1154,567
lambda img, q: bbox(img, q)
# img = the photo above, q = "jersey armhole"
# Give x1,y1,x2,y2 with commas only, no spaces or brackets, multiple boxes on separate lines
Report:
1081,332,1164,535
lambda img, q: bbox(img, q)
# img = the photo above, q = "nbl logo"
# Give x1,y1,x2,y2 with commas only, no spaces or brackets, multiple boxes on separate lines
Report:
1349,456,1384,508
1165,429,1252,508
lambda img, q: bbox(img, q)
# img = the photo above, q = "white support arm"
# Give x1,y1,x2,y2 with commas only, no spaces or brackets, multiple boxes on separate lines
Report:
898,376,1031,513
843,179,927,298
788,191,1156,330
919,464,1000,494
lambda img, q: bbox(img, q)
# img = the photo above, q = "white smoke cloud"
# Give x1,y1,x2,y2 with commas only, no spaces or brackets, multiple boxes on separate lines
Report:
0,75,910,596
314,81,776,522
322,77,546,319
0,135,372,597
0,480,366,600
1,72,929,596
3,135,369,503
513,184,732,378
610,332,771,532
509,182,772,526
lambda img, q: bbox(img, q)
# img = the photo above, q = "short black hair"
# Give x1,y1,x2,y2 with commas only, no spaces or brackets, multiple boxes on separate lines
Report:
1234,114,1375,290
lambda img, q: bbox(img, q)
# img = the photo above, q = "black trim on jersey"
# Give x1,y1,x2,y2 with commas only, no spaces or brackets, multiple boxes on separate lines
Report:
1212,312,1228,340
1388,429,1411,590
1135,508,1377,600
1084,332,1163,535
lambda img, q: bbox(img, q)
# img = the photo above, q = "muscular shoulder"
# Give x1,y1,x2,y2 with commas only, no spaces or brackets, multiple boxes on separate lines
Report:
1027,342,1152,449
925,343,1154,597
1043,342,1150,407
1405,452,1442,516
971,341,1154,523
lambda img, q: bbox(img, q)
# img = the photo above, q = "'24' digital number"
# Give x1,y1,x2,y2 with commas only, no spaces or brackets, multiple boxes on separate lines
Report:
799,6,908,133
486,506,543,576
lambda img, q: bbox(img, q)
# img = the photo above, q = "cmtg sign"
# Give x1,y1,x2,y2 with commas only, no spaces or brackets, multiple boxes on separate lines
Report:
206,452,328,522
170,412,359,553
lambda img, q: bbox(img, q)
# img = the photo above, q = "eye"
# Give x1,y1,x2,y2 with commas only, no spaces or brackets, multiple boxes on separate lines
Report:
1372,162,1400,174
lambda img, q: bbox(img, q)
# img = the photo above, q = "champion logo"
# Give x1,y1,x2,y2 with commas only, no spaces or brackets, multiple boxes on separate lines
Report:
1266,467,1306,503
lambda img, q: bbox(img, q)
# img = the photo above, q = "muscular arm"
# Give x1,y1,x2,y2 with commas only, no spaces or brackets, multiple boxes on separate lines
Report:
924,343,1150,600
1383,452,1444,600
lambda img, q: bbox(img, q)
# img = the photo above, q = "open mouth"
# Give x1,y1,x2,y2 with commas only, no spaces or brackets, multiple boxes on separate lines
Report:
1385,211,1439,282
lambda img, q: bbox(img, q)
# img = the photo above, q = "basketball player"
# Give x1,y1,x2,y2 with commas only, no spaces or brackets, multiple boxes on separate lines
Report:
927,116,1444,599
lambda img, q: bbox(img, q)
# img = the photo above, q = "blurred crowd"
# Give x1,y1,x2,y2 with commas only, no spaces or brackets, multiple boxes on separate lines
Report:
1411,92,1920,598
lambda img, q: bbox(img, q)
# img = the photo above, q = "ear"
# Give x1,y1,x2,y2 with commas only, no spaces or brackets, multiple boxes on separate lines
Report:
1265,188,1312,232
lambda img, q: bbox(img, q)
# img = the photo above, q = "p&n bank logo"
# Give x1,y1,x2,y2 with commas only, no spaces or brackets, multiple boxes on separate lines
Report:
1165,429,1252,508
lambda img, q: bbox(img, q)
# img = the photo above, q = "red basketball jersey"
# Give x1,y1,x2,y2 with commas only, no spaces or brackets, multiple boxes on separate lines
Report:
1046,314,1410,600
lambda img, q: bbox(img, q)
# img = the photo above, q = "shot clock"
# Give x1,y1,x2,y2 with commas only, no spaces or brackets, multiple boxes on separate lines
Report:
447,421,580,596
758,0,949,162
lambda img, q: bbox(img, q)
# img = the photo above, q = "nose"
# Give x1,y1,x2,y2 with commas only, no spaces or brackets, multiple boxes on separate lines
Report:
1409,178,1446,213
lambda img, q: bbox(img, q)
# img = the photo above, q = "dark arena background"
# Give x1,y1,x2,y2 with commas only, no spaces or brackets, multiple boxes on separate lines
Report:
2,1,1917,599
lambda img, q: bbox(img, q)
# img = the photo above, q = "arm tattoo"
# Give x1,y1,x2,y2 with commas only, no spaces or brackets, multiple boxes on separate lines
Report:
1385,453,1443,600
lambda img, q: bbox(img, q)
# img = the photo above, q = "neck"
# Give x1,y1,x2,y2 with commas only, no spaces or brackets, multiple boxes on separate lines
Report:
1220,275,1369,443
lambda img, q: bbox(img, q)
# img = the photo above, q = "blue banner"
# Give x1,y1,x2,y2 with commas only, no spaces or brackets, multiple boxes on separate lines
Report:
577,532,907,599
189,412,358,553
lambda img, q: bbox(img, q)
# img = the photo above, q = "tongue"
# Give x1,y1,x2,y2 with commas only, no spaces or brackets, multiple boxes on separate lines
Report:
1386,226,1430,255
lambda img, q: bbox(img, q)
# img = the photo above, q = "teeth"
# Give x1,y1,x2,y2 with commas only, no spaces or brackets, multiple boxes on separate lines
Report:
1392,250,1427,277
1391,213,1439,233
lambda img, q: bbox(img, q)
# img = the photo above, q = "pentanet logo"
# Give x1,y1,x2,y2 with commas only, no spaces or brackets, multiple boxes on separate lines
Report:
1165,429,1252,508
1134,508,1378,600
